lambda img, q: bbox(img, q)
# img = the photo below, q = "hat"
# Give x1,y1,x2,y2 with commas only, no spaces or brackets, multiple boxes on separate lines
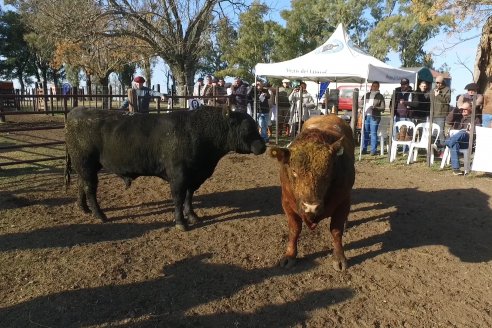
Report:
464,83,478,91
400,78,409,85
197,77,204,82
212,77,219,83
133,76,145,83
282,79,290,83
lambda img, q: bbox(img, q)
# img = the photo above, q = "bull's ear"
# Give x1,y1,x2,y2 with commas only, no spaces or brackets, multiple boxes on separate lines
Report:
269,147,290,164
332,137,345,156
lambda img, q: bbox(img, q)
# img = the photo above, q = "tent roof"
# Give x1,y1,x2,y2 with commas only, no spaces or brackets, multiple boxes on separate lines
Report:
255,23,416,84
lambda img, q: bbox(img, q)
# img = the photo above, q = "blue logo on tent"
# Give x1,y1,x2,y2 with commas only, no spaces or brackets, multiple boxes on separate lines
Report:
317,40,343,54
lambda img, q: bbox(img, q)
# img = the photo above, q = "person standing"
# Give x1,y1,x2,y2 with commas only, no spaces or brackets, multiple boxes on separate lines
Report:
288,81,315,136
255,81,271,143
214,77,228,105
277,79,293,136
430,75,451,143
413,80,431,124
120,76,166,113
230,77,249,113
193,77,204,97
392,78,417,122
360,81,386,155
482,76,492,128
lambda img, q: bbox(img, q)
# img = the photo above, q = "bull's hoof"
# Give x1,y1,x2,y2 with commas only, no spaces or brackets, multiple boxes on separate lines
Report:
78,203,91,214
96,214,109,223
279,256,297,269
187,213,200,225
175,222,189,231
332,257,348,271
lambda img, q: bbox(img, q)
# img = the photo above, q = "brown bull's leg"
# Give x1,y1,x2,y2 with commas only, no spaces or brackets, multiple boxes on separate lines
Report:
84,174,108,222
183,189,199,224
330,201,351,271
280,208,302,268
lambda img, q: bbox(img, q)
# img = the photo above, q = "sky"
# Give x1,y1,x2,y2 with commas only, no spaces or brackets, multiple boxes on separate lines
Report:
0,1,483,100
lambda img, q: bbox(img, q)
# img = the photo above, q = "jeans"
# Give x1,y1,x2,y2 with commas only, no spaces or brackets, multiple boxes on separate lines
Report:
258,112,269,142
362,115,380,154
444,130,469,170
482,114,492,128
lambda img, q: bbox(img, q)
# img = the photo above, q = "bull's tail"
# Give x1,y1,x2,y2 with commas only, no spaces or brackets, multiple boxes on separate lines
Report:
64,145,71,191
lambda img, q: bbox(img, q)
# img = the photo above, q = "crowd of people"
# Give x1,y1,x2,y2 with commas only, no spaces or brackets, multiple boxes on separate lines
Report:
358,75,492,175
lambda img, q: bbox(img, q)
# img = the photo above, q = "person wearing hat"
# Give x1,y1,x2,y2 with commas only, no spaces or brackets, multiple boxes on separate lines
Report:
457,82,484,121
211,77,228,105
278,79,292,135
430,75,451,142
482,76,492,128
193,77,205,97
120,76,167,113
230,77,249,113
391,78,418,123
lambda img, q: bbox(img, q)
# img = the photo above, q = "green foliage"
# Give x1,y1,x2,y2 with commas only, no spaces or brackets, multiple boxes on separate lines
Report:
0,9,37,89
218,1,277,82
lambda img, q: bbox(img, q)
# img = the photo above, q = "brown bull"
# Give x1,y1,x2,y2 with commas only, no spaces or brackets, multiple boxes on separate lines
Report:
270,114,355,271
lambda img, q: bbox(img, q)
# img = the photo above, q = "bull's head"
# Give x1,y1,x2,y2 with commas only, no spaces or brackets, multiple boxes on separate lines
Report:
270,134,344,226
226,109,266,155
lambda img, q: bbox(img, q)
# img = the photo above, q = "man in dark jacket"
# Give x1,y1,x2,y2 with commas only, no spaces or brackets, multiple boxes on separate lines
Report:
392,78,418,122
230,77,249,113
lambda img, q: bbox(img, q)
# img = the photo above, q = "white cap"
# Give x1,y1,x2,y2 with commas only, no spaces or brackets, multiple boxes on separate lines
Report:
282,79,290,83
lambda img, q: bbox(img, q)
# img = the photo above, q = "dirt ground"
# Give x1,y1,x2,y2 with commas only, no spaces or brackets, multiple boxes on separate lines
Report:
1,115,491,327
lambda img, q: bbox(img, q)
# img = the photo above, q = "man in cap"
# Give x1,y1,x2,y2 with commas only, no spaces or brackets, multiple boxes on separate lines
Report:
391,78,417,122
230,77,249,113
212,77,228,105
457,82,484,120
482,76,492,128
430,75,451,142
120,76,167,113
193,77,204,97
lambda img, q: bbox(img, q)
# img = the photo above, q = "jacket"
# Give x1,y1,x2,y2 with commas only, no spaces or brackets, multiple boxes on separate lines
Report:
360,91,385,120
430,85,451,118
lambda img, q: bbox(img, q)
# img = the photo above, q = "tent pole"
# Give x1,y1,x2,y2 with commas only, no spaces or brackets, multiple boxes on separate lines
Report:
358,78,369,161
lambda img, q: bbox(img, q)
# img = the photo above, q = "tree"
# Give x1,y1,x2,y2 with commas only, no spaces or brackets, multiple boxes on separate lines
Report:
0,9,37,91
104,0,247,97
411,1,492,91
219,2,278,82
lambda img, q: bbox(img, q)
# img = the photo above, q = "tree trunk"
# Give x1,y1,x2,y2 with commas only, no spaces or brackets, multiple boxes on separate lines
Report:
169,64,196,107
97,74,110,109
474,16,492,93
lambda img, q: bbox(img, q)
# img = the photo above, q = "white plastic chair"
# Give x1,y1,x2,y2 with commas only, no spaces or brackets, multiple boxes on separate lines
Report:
390,121,416,162
440,129,470,173
407,122,440,164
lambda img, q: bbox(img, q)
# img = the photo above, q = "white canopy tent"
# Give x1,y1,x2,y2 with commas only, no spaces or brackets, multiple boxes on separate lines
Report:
255,23,416,84
255,23,417,160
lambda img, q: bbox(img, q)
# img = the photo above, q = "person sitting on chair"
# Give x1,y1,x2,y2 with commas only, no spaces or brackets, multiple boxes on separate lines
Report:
444,101,481,175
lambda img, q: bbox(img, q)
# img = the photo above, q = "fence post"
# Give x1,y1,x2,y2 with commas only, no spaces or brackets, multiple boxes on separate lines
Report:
72,86,78,107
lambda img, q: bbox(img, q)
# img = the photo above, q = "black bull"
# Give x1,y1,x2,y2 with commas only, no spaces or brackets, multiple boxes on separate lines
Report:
65,106,266,230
